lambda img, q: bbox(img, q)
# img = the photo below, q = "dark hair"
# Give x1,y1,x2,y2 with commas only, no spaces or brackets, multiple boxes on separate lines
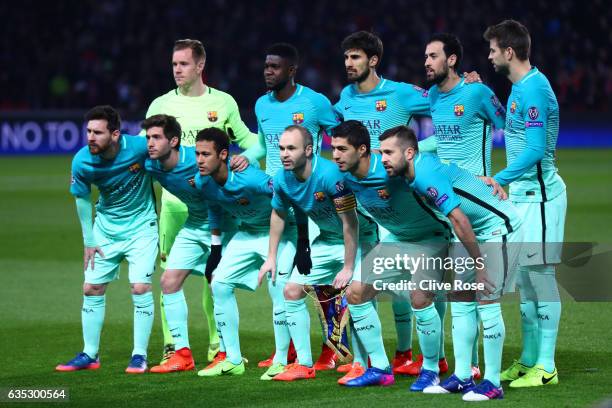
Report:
84,105,121,133
483,19,531,61
428,33,463,72
379,125,418,151
284,125,313,148
341,31,384,66
141,114,182,148
266,43,299,66
174,39,206,62
196,127,229,156
331,120,370,154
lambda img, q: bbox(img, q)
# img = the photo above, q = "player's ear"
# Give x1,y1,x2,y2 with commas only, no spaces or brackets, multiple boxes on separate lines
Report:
220,148,228,162
197,58,205,73
369,55,379,69
505,47,513,61
359,144,367,157
111,129,121,142
448,54,457,70
289,64,297,77
171,136,179,149
404,147,416,161
305,144,313,158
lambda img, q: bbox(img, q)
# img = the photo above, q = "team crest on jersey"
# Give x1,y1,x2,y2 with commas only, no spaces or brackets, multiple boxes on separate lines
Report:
128,163,142,173
292,112,304,125
377,189,390,200
314,191,326,202
454,105,465,116
237,197,250,206
510,101,517,114
528,106,539,120
187,178,196,188
207,111,218,122
375,100,387,112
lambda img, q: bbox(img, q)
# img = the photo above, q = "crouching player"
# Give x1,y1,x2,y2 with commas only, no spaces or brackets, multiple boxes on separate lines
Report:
143,114,234,374
259,125,379,381
331,120,452,389
57,106,158,373
380,126,523,401
193,127,298,380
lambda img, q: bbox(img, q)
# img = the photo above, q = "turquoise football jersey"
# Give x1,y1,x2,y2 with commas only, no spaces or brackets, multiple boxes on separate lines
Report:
271,156,378,243
195,163,274,233
70,134,156,239
255,84,338,175
344,154,451,241
145,146,213,228
494,67,566,202
427,80,506,176
334,78,430,150
410,153,521,240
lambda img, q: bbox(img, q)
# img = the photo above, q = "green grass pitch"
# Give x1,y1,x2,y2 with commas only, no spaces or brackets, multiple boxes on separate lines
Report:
1,149,611,407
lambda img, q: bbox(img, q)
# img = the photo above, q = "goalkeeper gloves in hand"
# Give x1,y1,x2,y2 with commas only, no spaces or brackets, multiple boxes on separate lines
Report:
293,238,312,275
205,244,222,283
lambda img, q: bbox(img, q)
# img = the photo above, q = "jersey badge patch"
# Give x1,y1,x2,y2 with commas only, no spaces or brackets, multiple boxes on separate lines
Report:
454,104,465,116
375,100,387,112
314,191,326,202
292,112,304,124
207,111,218,122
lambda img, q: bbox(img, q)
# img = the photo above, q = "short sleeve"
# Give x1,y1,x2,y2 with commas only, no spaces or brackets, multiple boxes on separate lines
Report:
397,83,431,116
70,156,91,197
412,158,460,216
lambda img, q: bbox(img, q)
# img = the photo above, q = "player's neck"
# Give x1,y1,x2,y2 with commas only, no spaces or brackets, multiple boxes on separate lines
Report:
405,159,416,183
274,81,297,102
355,71,380,94
353,155,371,179
160,149,179,171
179,79,206,97
100,141,120,160
212,162,229,186
294,158,313,182
509,60,532,84
438,71,461,93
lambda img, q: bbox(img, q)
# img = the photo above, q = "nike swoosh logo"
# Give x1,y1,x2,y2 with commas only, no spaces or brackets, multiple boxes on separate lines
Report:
221,366,238,374
542,373,557,384
526,253,537,258
145,272,154,277
261,118,269,122
278,271,289,276
344,106,351,110
352,316,367,324
215,313,224,316
483,325,497,331
537,305,548,309
274,311,284,316
170,328,178,332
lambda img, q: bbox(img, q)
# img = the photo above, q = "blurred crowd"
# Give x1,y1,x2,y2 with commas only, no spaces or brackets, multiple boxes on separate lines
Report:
2,0,609,116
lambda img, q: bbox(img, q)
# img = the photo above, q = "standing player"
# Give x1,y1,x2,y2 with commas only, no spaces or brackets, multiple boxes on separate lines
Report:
418,32,508,379
484,20,566,388
334,30,443,375
56,106,157,374
242,43,347,370
259,125,378,381
193,128,296,380
331,120,451,389
380,126,522,401
144,39,258,364
141,115,232,374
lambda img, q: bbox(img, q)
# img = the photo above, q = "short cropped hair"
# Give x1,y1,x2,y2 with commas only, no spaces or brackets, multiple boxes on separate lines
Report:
483,19,531,61
331,120,371,154
341,31,384,66
266,43,299,66
284,125,313,148
196,127,229,156
428,32,463,72
84,105,121,133
379,125,418,151
174,39,206,62
141,114,182,148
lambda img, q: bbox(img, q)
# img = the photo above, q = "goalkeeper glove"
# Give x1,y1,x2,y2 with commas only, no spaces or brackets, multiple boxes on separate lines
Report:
205,244,222,283
293,238,312,275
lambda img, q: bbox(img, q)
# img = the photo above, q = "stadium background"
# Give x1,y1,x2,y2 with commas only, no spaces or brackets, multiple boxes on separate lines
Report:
1,1,611,407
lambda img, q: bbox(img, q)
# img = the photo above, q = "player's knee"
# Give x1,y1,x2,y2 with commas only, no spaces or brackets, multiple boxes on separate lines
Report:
83,283,106,296
410,290,433,309
346,284,363,305
130,283,151,295
283,283,303,300
160,271,180,294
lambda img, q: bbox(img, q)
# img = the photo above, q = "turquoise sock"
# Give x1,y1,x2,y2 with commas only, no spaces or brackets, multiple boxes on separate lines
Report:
478,303,505,387
413,303,441,373
132,292,154,357
451,302,477,380
392,298,413,352
268,279,290,365
434,300,447,359
82,295,105,358
163,290,190,350
285,298,312,367
212,281,242,364
530,265,561,372
519,301,538,366
350,320,368,366
349,302,389,370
